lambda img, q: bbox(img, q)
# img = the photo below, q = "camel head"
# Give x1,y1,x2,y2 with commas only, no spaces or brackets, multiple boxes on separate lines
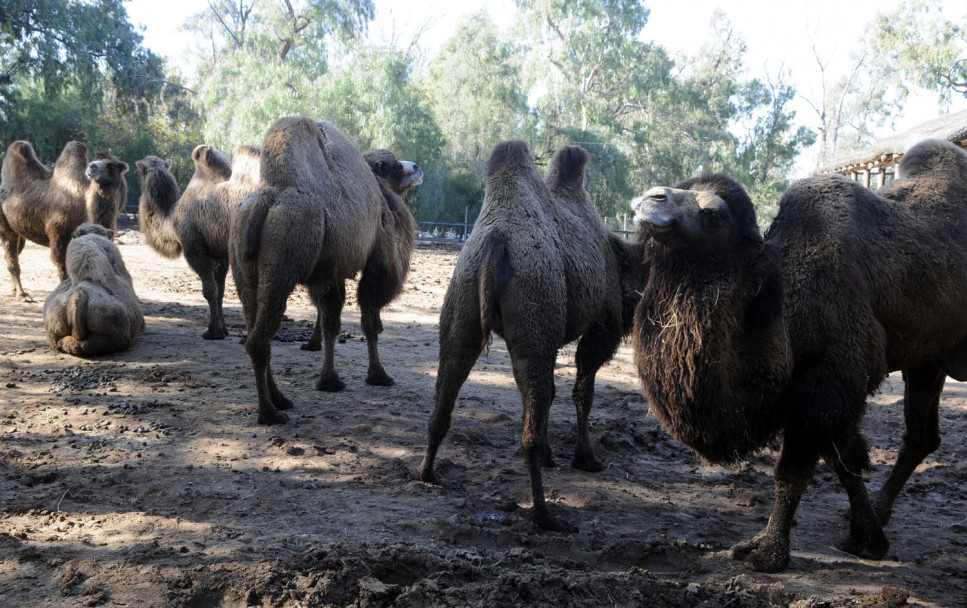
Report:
363,149,423,196
631,173,762,255
86,152,129,187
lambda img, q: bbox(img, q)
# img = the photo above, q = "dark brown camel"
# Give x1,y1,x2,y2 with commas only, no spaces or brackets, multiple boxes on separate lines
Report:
632,139,967,572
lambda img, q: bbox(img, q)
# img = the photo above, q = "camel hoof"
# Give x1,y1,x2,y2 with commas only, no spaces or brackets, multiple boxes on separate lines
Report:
366,371,395,386
300,341,321,352
417,466,439,485
533,507,576,533
730,537,790,573
274,394,294,411
238,335,247,345
202,329,226,340
835,531,889,561
570,453,605,473
257,409,290,425
16,293,34,303
316,374,346,392
871,492,893,526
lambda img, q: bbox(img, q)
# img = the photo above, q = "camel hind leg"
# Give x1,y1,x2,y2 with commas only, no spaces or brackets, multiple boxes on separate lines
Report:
184,247,228,340
418,296,485,484
874,363,945,524
1,229,29,300
571,319,622,472
357,264,402,386
243,268,298,425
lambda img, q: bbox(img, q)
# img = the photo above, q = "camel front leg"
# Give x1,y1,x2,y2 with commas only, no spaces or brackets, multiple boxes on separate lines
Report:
825,433,889,560
314,281,346,392
360,303,393,386
731,434,818,572
571,320,622,472
301,309,323,351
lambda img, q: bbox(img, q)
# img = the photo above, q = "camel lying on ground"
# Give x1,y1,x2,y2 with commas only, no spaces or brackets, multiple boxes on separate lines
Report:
632,139,967,572
137,145,256,339
230,117,417,425
0,141,128,300
418,140,648,531
43,223,143,356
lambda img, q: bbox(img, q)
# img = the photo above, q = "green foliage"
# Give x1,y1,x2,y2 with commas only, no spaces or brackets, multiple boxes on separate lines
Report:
871,1,967,104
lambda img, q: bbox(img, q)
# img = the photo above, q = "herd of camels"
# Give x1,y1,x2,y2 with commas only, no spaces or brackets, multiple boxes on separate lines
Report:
3,114,967,573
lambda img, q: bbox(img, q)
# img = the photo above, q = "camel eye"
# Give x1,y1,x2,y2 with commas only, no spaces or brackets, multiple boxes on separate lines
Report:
649,192,666,202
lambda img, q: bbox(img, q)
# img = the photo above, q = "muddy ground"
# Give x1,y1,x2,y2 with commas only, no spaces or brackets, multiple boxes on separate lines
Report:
1,222,965,607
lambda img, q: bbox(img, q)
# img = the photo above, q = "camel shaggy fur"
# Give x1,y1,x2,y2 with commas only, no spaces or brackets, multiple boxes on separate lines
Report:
137,144,256,339
632,139,967,572
300,147,423,351
418,140,648,531
230,117,417,425
0,140,128,300
43,223,143,356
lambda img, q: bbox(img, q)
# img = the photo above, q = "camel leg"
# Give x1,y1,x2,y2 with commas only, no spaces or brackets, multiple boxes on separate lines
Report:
825,432,889,560
571,320,622,472
509,345,571,532
213,258,230,338
1,231,29,300
874,363,945,524
187,251,227,340
731,434,818,572
49,231,69,281
301,309,323,351
418,300,484,484
245,273,298,425
314,281,347,392
361,302,394,386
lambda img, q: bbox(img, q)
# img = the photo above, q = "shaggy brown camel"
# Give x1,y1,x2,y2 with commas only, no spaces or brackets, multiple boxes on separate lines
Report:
137,144,256,339
632,139,967,572
230,117,416,424
0,140,128,300
418,140,648,531
43,223,143,356
300,147,423,352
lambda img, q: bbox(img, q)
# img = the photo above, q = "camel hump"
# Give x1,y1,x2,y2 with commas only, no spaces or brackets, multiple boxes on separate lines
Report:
548,145,590,185
53,141,90,180
241,188,279,260
479,234,513,351
192,145,232,180
487,140,535,178
72,222,113,240
3,141,52,184
898,138,967,180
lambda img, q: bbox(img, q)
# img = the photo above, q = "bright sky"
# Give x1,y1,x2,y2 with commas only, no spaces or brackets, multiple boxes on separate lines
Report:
125,0,967,175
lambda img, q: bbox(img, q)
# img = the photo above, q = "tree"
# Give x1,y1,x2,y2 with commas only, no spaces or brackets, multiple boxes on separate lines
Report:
871,1,967,105
0,0,167,119
420,12,533,221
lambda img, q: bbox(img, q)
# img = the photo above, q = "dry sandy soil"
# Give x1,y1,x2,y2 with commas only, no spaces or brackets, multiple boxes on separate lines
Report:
1,221,965,607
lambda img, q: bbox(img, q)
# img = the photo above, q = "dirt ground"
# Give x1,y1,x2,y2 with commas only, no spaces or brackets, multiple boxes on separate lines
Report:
1,221,965,607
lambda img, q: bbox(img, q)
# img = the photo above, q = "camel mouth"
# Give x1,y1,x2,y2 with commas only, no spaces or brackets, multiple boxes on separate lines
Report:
85,163,101,181
399,162,423,190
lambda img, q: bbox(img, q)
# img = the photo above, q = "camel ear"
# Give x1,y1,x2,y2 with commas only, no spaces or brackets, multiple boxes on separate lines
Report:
117,161,129,174
165,159,172,169
136,160,146,174
373,160,384,173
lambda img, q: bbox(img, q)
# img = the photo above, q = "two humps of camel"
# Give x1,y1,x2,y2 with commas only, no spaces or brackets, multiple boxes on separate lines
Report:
230,116,418,425
632,138,967,572
0,140,128,300
43,223,144,356
418,140,648,531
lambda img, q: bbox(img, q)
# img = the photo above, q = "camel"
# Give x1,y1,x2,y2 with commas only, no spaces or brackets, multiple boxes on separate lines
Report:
417,140,649,531
0,140,128,300
300,147,423,351
136,144,255,339
229,116,417,425
632,139,967,572
43,223,143,356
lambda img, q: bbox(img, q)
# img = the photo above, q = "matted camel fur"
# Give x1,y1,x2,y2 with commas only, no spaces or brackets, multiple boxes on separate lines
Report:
230,116,416,425
43,223,143,356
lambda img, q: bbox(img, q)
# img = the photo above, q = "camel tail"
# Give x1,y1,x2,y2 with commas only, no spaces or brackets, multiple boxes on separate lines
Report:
241,188,278,260
67,286,90,341
478,235,512,352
